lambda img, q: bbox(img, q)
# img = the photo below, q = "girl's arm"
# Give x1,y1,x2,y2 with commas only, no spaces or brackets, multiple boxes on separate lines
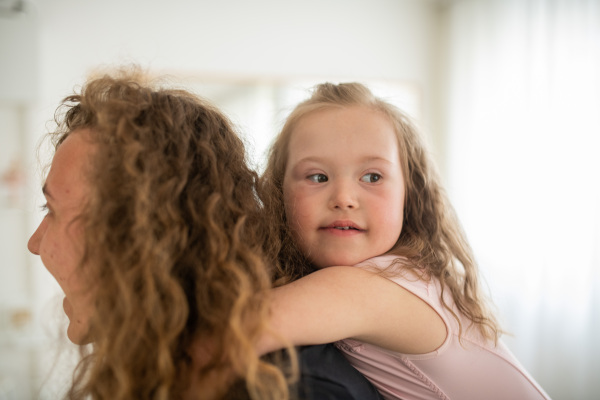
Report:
258,266,446,355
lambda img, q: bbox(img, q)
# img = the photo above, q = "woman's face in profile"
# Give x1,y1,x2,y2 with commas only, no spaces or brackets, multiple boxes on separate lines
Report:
28,130,95,344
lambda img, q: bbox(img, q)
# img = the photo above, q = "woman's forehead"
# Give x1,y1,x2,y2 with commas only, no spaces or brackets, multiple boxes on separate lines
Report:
45,130,95,207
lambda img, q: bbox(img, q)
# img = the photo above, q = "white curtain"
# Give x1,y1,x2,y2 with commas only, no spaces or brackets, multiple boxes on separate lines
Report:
444,1,600,399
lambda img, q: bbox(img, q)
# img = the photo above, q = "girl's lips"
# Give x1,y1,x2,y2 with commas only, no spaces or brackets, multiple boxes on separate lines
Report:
319,221,365,235
320,227,364,236
321,220,364,230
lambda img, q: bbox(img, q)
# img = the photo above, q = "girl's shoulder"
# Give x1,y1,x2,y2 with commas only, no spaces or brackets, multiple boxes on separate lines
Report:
355,255,437,302
355,254,404,269
356,255,427,281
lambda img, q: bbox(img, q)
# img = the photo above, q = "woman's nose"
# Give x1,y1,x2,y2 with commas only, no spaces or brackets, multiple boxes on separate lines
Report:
27,218,46,255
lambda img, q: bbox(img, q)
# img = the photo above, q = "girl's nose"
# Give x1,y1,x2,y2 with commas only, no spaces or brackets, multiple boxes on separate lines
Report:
329,180,359,210
27,218,46,255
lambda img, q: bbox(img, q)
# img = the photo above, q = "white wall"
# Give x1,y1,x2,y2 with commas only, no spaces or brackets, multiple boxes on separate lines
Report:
34,0,438,110
442,1,600,399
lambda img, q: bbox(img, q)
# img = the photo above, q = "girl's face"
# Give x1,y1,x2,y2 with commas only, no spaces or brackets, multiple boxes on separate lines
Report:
283,105,405,268
28,130,95,344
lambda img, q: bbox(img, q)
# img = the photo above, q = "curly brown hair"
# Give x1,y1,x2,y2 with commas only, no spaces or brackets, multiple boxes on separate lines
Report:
48,69,291,399
259,82,501,342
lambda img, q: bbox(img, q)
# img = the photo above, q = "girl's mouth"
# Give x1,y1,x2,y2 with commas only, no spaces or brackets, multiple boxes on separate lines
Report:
321,221,365,232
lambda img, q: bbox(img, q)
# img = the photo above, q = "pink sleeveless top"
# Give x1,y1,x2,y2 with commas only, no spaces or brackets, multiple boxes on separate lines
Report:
334,255,550,400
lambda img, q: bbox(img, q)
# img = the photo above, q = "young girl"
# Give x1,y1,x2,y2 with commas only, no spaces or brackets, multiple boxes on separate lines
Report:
258,83,551,400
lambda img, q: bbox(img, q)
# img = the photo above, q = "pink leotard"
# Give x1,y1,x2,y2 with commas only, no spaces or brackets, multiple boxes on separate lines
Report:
334,255,551,400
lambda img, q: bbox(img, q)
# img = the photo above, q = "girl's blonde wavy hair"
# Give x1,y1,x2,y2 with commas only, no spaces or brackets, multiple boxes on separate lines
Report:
49,69,290,399
259,82,501,342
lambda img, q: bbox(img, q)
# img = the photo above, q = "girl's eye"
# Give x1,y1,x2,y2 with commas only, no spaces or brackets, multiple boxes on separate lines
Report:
360,173,382,183
307,173,328,183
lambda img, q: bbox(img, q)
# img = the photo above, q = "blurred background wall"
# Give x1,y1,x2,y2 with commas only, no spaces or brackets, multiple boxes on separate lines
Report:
1,0,598,399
